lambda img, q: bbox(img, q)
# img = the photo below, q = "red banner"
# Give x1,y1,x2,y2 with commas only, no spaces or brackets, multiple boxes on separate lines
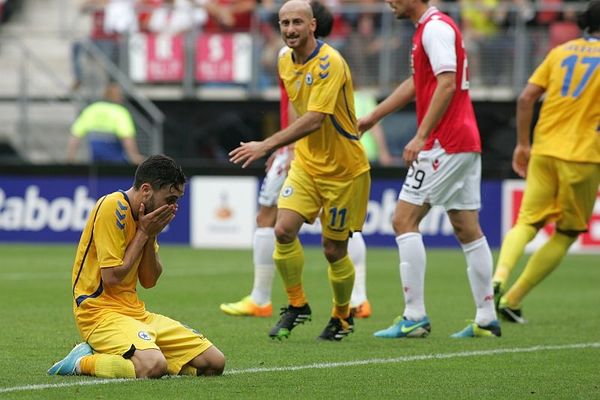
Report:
195,33,251,83
129,33,185,82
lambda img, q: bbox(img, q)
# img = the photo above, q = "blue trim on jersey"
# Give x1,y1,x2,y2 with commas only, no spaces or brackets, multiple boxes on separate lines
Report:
115,209,126,221
76,281,104,307
118,190,134,218
304,40,324,64
339,59,357,129
329,115,360,140
72,195,108,300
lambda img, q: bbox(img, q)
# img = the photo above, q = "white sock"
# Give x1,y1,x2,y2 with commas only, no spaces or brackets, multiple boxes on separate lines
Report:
397,232,426,320
250,227,276,305
462,236,497,326
348,232,367,307
75,357,83,374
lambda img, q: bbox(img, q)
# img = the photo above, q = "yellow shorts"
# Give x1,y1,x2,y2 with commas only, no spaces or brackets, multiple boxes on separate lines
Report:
87,312,213,375
517,154,600,232
278,166,370,241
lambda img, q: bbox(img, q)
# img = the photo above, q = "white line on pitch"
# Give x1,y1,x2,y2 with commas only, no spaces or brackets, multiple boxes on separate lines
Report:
1,342,599,394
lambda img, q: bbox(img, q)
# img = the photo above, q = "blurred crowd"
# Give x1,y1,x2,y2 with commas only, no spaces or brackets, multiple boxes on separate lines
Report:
63,0,587,164
71,0,586,88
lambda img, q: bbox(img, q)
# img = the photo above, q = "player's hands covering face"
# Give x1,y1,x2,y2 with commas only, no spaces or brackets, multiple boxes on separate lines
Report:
137,203,177,237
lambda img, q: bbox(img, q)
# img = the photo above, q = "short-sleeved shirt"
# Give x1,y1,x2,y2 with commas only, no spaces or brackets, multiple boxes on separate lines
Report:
528,37,600,163
412,7,481,153
72,190,155,340
278,40,370,179
71,101,136,163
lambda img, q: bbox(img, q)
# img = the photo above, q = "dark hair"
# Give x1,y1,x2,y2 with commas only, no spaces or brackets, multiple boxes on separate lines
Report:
133,154,187,190
577,0,600,33
311,0,334,38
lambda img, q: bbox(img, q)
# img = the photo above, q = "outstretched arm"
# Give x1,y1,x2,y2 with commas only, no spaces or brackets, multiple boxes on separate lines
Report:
358,77,415,134
229,111,325,168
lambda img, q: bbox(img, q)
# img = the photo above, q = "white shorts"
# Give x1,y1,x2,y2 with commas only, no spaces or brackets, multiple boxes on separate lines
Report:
258,150,291,207
399,146,481,210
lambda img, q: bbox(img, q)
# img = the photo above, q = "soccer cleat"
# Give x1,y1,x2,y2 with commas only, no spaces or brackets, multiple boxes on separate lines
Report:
450,320,502,338
220,295,273,317
268,304,312,340
48,342,93,376
318,316,354,341
350,300,372,319
493,282,504,310
498,300,527,324
373,316,431,338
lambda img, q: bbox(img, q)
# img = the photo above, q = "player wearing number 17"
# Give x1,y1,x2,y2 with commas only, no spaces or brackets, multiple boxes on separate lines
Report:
358,0,500,338
492,0,600,324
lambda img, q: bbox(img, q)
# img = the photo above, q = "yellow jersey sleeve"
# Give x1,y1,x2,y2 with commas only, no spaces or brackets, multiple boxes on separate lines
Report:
93,194,130,269
306,53,347,115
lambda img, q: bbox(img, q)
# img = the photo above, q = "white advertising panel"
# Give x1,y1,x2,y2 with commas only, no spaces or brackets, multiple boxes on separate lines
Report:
190,176,257,248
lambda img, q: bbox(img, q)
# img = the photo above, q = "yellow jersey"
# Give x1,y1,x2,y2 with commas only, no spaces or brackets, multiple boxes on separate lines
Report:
71,191,153,340
278,40,370,179
529,37,600,163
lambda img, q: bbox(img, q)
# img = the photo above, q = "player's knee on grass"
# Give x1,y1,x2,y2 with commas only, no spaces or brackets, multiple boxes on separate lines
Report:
190,346,226,376
131,349,168,378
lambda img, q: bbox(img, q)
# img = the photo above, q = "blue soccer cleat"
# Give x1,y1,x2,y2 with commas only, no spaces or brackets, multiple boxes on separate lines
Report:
451,320,501,338
373,316,431,338
48,342,93,376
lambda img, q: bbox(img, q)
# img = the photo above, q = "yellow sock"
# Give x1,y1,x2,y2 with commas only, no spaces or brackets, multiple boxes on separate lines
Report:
179,365,197,376
286,284,307,307
274,238,306,307
494,224,538,287
80,354,136,378
504,232,576,308
328,254,355,319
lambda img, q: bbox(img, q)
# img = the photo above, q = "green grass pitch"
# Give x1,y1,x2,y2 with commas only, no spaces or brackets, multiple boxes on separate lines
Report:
0,244,598,399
